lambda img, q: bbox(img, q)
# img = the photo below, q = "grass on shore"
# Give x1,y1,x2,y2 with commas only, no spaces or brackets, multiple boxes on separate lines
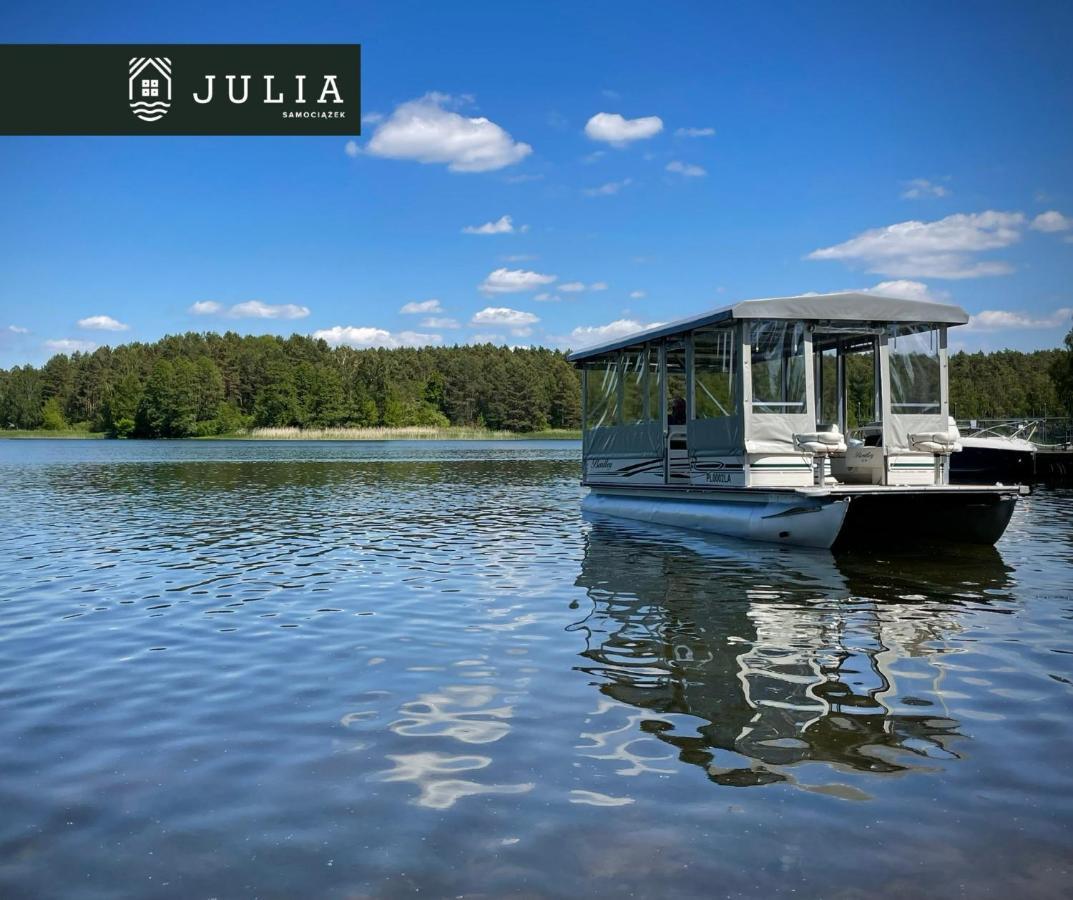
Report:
2,428,105,439
3,426,580,441
212,426,581,441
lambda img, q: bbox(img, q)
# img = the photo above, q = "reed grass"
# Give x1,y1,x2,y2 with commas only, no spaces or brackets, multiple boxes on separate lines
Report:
2,428,105,439
218,426,581,441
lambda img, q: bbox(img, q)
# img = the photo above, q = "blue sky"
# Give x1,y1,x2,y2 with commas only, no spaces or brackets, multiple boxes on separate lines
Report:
2,1,1072,367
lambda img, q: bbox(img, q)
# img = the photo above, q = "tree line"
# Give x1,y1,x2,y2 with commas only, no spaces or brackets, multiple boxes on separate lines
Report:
949,345,1070,419
1,328,1070,437
0,332,581,436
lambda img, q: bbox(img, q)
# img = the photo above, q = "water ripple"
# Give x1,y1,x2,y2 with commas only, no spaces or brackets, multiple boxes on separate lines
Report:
0,440,1071,898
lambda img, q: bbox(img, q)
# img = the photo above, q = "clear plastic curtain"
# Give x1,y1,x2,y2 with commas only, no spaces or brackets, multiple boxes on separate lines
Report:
750,321,806,414
584,350,664,457
585,360,619,429
888,326,940,415
693,327,737,420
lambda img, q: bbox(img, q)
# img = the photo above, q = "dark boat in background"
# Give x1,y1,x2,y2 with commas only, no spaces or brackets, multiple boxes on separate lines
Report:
950,422,1037,485
950,419,1073,485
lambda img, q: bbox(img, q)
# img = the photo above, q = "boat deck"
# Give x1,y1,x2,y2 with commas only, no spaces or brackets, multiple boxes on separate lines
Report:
585,481,1027,499
796,483,1029,498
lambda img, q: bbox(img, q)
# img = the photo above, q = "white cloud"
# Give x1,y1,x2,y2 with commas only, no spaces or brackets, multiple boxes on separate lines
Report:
400,298,443,314
228,300,310,320
569,318,663,348
862,280,950,302
344,140,360,158
7,324,29,334
44,338,96,353
479,268,556,294
189,300,309,319
361,112,383,125
966,307,1073,331
189,300,222,315
471,307,539,326
629,290,646,299
77,314,129,332
675,127,715,137
901,178,950,199
312,326,442,348
462,214,519,235
469,332,507,344
808,211,1026,279
502,253,537,262
471,307,540,336
584,178,633,197
1031,210,1073,232
421,317,460,329
666,160,706,177
555,281,608,294
364,92,532,173
534,293,561,302
584,112,663,146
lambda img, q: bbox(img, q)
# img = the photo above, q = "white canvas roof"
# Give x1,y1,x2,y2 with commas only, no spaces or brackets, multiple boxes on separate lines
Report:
567,291,969,362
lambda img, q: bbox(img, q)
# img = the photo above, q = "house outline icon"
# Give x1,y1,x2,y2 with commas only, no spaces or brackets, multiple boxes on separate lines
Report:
128,57,172,122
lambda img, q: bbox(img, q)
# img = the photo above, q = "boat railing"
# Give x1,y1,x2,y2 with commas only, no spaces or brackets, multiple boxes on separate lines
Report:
955,416,1073,448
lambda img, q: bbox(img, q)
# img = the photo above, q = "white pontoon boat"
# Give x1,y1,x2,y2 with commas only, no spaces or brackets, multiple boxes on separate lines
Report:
567,292,1025,548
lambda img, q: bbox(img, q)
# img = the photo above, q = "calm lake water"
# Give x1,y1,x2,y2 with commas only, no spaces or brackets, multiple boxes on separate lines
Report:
1,439,1072,898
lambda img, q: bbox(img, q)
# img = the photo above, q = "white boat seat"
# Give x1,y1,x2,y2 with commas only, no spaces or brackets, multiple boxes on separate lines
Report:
793,425,847,456
910,419,962,455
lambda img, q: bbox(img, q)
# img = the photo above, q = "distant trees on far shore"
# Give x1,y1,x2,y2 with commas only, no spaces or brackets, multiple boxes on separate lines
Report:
0,332,581,437
0,327,1070,436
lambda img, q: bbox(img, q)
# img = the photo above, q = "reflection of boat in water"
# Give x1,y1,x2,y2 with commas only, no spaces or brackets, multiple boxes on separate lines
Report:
572,517,1013,787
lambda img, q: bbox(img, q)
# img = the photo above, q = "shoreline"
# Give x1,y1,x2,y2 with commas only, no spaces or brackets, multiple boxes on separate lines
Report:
2,427,581,442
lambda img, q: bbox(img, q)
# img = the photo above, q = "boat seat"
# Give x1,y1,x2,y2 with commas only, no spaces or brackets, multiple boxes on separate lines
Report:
793,425,847,456
910,419,962,455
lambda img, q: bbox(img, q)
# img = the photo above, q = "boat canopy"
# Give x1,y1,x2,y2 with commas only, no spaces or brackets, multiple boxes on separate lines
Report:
570,291,964,470
566,292,968,363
